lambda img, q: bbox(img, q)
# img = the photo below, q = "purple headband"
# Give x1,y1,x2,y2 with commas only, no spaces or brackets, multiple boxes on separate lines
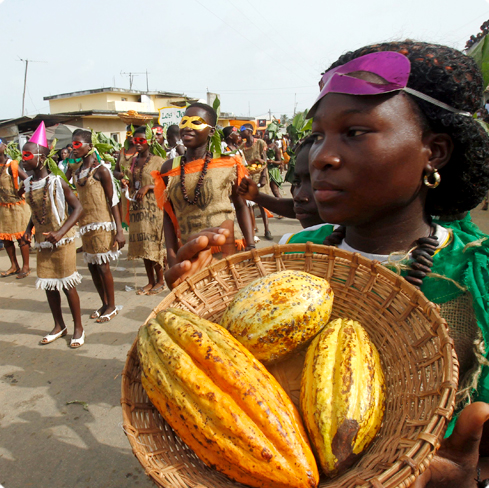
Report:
308,51,472,118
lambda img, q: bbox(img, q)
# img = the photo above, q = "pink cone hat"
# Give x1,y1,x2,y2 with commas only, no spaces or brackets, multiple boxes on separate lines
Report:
29,121,48,148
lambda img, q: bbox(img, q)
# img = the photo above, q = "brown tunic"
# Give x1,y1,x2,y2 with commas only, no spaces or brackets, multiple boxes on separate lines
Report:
0,160,31,240
25,175,80,290
167,158,243,245
240,139,271,196
127,155,165,264
75,165,119,264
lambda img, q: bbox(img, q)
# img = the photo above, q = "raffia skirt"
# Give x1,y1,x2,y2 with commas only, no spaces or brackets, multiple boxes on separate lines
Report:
36,240,82,291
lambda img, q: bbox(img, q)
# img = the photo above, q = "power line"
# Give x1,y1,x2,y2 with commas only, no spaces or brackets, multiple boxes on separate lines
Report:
193,0,313,84
228,0,319,79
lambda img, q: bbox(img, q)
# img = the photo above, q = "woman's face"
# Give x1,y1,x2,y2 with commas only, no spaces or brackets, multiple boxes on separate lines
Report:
132,133,149,152
292,145,323,229
309,92,431,227
72,135,92,159
180,107,214,150
61,148,69,160
21,142,44,171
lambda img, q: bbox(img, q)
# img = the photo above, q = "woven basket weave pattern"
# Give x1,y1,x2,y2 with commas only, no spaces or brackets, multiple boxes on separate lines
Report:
121,243,458,488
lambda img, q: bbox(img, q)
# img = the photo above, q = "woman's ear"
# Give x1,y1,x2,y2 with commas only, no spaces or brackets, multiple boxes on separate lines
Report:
209,126,216,138
424,132,453,172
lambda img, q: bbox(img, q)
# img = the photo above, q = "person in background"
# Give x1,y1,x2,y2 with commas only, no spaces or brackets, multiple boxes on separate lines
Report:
123,125,166,295
0,139,30,279
166,124,186,159
57,147,70,174
240,124,273,240
152,124,165,147
72,129,125,323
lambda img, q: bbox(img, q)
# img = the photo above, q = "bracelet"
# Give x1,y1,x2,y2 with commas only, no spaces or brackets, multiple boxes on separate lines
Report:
476,467,489,487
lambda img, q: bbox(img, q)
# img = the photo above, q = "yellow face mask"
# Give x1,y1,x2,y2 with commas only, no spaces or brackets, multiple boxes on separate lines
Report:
179,116,212,131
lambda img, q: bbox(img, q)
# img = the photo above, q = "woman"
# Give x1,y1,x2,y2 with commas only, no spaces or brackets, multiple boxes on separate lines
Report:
165,41,489,485
0,140,30,278
264,131,284,200
72,129,125,322
123,126,166,295
154,103,254,266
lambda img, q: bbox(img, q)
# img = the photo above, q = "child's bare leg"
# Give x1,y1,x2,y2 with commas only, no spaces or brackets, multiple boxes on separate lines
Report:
88,263,108,317
139,259,156,294
97,262,117,319
45,289,66,334
249,206,257,233
259,206,272,238
18,240,30,274
63,286,83,339
2,240,19,274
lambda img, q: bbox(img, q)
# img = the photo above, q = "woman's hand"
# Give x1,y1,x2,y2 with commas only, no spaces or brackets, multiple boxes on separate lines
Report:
114,230,125,250
238,175,259,201
164,221,233,289
412,402,489,487
42,231,63,245
20,231,31,246
135,185,150,201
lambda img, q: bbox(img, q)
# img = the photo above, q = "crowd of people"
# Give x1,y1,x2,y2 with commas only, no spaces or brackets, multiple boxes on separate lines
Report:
1,36,489,485
0,107,292,347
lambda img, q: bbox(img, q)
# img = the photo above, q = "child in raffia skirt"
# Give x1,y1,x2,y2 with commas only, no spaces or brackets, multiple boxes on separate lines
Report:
21,123,85,348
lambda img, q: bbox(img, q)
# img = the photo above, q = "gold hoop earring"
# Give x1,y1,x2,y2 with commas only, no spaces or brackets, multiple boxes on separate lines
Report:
423,170,441,188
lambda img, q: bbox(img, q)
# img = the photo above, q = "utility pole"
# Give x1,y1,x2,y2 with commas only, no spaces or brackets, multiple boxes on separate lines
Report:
293,93,297,116
17,57,46,116
146,69,149,92
269,109,272,121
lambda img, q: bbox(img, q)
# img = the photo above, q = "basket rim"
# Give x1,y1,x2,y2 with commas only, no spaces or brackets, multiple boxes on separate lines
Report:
121,243,458,488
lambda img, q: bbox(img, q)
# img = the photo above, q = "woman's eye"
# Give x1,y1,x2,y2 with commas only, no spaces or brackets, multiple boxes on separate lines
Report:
347,128,367,137
312,133,324,142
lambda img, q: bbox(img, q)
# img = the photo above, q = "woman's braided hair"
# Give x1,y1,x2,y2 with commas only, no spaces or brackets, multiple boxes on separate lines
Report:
326,40,489,216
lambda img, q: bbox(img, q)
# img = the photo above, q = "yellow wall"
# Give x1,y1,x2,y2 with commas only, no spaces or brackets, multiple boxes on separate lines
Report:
81,115,158,143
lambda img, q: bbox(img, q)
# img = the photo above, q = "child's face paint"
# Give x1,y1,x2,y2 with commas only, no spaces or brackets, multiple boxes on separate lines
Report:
21,142,44,171
72,137,91,158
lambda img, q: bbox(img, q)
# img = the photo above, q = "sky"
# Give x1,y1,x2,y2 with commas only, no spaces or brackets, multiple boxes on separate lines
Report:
1,0,489,121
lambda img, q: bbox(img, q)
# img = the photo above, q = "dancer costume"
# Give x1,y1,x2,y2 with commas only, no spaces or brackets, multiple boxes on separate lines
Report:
25,174,81,290
75,164,121,265
153,154,248,250
126,154,165,264
0,158,31,241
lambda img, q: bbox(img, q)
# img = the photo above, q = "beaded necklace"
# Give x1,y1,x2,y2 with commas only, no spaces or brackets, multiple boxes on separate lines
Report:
179,152,211,205
323,225,439,288
75,157,97,187
28,176,50,225
133,154,151,190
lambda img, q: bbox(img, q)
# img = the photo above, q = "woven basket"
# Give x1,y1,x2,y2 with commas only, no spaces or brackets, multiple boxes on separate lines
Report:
247,164,266,176
118,110,154,126
121,243,458,488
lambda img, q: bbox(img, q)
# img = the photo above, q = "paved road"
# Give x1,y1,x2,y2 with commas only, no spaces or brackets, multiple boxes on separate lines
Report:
0,198,487,488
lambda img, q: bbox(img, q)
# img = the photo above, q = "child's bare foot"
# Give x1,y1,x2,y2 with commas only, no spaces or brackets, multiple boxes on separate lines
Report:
136,283,153,295
96,306,118,323
90,305,107,319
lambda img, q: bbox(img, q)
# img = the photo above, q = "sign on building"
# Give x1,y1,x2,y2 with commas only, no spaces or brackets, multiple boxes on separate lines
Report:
158,107,186,129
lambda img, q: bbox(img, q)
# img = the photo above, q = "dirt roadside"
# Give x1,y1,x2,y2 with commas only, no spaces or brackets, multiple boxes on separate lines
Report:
0,202,487,488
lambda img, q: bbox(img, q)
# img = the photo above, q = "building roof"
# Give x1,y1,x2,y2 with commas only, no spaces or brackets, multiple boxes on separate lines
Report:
43,87,187,101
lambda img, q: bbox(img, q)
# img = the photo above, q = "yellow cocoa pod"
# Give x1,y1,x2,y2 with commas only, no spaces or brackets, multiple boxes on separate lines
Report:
300,318,385,477
138,308,319,488
220,270,334,364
